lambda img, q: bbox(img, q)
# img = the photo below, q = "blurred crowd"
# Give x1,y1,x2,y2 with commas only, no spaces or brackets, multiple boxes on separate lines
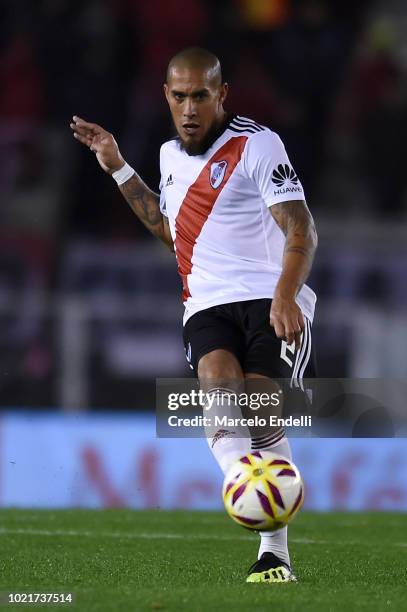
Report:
2,0,407,240
1,0,407,408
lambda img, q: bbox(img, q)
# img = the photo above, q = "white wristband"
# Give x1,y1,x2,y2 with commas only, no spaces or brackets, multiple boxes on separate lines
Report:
112,162,135,185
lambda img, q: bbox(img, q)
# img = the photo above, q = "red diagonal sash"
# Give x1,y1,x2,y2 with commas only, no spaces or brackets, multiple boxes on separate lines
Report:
175,136,248,301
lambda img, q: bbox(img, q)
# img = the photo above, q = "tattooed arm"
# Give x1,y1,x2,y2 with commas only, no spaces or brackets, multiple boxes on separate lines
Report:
70,115,173,249
269,200,318,349
119,174,173,249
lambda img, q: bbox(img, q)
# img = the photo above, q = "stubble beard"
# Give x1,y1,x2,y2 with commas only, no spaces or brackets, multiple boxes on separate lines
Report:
177,113,229,156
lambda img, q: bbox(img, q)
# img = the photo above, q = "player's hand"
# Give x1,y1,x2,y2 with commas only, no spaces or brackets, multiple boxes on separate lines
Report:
270,296,305,351
70,115,125,175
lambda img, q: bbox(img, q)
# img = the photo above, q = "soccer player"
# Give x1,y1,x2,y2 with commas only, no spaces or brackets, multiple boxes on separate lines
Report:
70,47,317,583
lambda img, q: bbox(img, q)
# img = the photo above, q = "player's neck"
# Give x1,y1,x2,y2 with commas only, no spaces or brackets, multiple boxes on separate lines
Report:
211,110,229,139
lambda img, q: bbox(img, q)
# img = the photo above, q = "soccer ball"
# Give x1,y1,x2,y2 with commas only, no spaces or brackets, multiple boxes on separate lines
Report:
222,451,304,531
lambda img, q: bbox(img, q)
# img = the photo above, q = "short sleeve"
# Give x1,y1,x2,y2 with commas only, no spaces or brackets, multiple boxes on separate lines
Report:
244,129,305,207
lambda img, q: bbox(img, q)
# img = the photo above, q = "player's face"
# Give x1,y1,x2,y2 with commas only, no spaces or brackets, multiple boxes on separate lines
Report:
164,67,228,155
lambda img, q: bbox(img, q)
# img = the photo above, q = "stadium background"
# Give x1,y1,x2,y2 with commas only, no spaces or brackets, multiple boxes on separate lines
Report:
0,0,406,510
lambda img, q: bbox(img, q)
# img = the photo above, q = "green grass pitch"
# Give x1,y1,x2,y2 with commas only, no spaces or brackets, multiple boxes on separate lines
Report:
0,509,405,611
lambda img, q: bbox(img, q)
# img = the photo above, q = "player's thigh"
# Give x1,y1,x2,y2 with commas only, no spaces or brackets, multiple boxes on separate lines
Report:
183,306,245,389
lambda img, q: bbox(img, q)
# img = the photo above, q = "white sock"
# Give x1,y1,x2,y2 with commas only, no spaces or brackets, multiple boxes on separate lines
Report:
256,436,292,567
204,387,251,474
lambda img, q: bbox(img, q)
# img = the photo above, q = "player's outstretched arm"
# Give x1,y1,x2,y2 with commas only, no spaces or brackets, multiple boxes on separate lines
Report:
70,116,173,249
269,200,318,349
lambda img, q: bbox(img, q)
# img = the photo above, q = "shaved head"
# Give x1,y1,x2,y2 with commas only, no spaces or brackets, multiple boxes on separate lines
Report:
166,47,222,87
164,47,228,155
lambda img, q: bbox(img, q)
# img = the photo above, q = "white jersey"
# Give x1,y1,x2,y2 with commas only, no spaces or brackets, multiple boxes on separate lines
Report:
159,115,316,325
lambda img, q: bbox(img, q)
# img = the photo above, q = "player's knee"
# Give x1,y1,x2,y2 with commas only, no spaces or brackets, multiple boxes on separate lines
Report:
197,349,243,389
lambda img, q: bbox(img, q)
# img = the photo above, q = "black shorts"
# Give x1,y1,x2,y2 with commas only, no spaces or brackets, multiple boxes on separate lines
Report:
183,298,316,379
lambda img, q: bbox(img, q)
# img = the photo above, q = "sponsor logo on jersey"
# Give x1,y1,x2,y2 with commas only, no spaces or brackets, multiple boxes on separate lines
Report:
210,160,228,189
273,185,303,196
165,174,174,186
271,163,302,196
272,163,298,187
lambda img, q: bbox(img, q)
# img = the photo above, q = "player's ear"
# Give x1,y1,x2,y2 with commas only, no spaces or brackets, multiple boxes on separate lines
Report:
163,83,170,104
219,82,228,106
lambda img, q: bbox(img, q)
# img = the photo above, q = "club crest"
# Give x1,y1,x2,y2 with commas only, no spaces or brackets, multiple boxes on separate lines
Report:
210,160,228,189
